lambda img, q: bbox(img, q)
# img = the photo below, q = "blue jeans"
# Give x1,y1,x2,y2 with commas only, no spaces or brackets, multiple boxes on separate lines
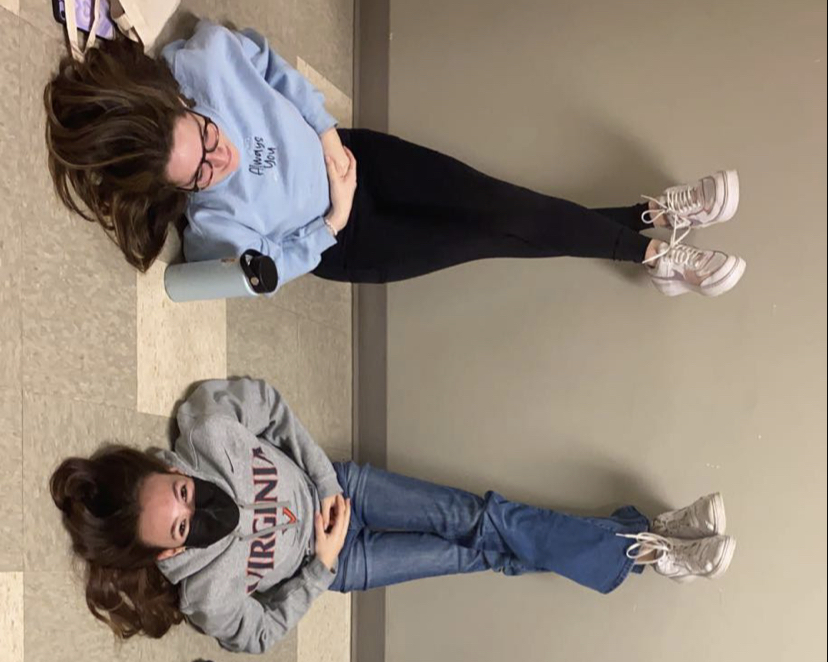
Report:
328,462,648,595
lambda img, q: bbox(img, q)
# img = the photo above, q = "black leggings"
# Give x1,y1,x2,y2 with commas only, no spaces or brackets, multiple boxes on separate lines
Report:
313,129,652,284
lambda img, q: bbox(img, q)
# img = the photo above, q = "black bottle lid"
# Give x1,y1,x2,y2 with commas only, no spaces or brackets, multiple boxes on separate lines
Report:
240,250,278,294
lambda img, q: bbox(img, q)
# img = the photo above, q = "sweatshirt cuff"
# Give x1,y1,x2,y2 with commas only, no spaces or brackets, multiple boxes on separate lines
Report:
308,108,338,136
307,557,337,588
315,473,343,501
298,216,338,254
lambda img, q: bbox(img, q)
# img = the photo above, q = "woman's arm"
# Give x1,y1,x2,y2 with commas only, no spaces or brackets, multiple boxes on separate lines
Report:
182,216,336,293
233,27,338,136
176,378,342,500
184,557,335,654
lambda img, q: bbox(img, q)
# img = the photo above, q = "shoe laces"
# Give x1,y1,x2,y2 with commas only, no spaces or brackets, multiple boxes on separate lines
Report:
640,185,704,265
617,532,674,564
661,243,708,270
641,185,702,229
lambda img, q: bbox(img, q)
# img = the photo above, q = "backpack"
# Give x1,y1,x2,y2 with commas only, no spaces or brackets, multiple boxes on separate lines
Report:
64,0,180,60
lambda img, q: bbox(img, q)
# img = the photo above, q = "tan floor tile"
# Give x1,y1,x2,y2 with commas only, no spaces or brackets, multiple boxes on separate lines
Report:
23,569,295,662
208,0,292,47
227,297,304,406
0,0,19,17
227,301,352,457
0,6,21,389
0,572,24,662
139,615,298,662
281,0,354,98
297,591,351,662
22,393,169,572
294,319,352,458
18,0,59,36
155,227,184,265
19,23,138,408
0,389,22,572
136,261,227,417
24,571,146,662
297,57,353,128
276,275,353,333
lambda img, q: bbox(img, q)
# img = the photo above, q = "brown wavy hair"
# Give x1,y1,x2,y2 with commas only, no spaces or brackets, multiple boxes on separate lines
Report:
50,444,184,639
44,37,192,272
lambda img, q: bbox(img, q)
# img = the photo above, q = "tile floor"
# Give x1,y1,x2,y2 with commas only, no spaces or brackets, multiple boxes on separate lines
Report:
0,2,354,661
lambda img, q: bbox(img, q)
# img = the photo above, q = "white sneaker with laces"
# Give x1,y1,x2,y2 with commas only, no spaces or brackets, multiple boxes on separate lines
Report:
645,241,746,297
643,170,740,231
620,532,737,583
651,493,726,539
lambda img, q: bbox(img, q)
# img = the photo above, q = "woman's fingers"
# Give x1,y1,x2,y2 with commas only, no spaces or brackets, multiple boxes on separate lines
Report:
314,511,325,537
334,498,351,540
345,147,357,172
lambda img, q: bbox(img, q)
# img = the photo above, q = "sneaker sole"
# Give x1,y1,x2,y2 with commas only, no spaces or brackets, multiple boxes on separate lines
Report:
710,169,740,226
710,492,727,536
651,256,746,297
708,536,737,580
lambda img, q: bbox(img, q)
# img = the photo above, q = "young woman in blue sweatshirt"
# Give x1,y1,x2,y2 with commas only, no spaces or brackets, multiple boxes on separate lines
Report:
45,21,745,298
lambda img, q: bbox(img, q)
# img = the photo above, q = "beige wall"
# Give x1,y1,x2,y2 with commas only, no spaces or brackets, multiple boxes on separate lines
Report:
383,1,827,661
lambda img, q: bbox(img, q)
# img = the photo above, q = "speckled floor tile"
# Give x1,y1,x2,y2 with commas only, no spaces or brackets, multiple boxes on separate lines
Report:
136,260,227,417
0,389,22,572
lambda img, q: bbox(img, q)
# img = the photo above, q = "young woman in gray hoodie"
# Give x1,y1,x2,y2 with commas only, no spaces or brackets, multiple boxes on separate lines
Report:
50,377,735,654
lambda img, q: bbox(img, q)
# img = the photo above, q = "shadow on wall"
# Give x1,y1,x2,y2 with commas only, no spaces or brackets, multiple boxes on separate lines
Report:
549,457,673,520
553,107,676,286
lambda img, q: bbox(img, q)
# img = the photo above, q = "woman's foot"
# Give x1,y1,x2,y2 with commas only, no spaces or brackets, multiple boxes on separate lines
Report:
645,241,746,297
622,532,737,583
651,493,726,539
644,170,740,230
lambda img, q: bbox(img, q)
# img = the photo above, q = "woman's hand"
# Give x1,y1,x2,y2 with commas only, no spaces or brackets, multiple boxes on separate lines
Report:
324,145,357,235
320,128,350,176
319,495,337,530
314,493,351,570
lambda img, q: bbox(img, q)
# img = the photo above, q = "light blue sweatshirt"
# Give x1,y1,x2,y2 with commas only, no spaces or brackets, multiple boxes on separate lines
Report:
161,21,338,290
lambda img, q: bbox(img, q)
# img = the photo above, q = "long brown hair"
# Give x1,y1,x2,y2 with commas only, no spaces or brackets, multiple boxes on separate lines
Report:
50,445,184,639
44,37,191,272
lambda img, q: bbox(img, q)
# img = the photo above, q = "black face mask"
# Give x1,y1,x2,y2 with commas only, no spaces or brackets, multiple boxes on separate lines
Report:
184,477,240,549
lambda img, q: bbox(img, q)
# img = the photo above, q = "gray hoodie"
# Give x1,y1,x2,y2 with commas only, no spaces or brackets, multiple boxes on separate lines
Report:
154,378,342,654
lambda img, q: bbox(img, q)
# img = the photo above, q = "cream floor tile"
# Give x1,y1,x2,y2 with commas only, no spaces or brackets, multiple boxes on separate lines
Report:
227,297,304,407
22,393,169,572
297,58,353,129
0,572,23,662
136,261,227,417
0,6,21,390
0,389,22,572
297,591,351,662
19,23,138,408
276,275,353,334
0,0,19,17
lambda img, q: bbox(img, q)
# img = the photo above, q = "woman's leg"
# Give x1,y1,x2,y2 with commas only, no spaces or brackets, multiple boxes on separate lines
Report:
329,529,535,592
331,462,647,594
315,129,653,283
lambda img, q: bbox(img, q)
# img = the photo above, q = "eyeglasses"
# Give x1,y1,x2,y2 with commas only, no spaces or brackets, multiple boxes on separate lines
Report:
179,111,220,193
